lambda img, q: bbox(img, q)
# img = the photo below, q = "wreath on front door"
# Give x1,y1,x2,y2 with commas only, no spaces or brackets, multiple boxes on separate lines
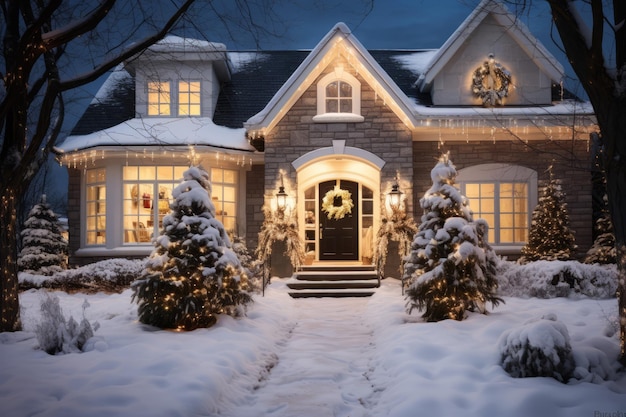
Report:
322,186,354,220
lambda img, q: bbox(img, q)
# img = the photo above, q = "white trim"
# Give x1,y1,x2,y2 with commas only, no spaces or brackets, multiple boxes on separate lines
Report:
316,71,361,116
292,140,385,171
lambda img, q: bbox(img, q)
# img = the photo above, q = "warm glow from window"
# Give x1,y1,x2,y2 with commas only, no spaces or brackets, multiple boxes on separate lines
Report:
178,81,201,116
148,81,171,116
122,166,186,244
211,168,238,233
465,181,528,244
86,168,106,245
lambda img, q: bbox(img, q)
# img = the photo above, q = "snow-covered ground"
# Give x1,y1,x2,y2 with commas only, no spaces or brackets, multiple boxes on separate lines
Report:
1,278,625,417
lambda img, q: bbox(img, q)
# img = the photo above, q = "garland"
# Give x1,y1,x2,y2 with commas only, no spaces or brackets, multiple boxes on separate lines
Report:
321,186,354,220
471,57,511,107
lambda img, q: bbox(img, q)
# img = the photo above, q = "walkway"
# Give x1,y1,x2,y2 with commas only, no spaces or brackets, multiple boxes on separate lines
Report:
222,297,382,417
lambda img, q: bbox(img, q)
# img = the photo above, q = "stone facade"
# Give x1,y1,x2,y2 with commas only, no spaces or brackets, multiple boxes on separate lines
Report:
412,139,592,257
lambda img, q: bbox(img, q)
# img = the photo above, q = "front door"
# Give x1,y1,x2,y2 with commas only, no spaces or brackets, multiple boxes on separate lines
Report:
319,180,359,260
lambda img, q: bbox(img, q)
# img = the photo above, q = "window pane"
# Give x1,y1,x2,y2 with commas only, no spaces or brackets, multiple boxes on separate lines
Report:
178,80,201,116
148,81,170,116
339,98,352,113
339,81,352,97
326,81,338,97
85,168,106,245
326,99,338,112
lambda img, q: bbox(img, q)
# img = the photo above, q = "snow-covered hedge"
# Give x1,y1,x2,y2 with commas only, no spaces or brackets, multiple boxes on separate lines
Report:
19,258,147,293
498,260,617,299
498,313,575,382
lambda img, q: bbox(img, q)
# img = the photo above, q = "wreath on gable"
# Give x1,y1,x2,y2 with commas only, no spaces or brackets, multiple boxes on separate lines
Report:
471,55,512,107
322,186,354,220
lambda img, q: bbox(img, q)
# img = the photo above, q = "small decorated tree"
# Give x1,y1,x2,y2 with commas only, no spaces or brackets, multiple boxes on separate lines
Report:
132,166,252,330
18,195,68,275
403,153,502,321
519,166,577,263
584,197,616,264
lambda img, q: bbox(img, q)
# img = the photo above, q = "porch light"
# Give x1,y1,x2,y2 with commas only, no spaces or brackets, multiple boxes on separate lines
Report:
276,174,288,211
388,176,403,210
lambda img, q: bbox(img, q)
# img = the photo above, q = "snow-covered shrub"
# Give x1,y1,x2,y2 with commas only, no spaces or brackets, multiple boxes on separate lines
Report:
572,337,621,383
499,314,575,383
498,260,617,299
404,153,503,321
132,166,252,330
35,294,99,355
20,258,147,292
18,195,68,275
584,207,616,264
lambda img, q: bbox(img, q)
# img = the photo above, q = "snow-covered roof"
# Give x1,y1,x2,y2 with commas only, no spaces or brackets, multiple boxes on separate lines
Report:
57,117,252,153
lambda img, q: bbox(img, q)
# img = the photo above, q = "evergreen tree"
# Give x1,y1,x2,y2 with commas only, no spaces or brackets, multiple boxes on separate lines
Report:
132,166,252,330
18,195,68,275
403,153,502,321
584,197,616,264
519,166,577,263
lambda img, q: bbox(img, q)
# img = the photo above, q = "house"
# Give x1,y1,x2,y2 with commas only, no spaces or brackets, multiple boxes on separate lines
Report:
56,0,597,270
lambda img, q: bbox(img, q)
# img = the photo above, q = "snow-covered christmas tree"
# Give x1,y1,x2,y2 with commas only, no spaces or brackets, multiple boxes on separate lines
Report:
584,196,616,264
132,166,252,330
18,194,68,275
519,166,577,263
403,153,502,321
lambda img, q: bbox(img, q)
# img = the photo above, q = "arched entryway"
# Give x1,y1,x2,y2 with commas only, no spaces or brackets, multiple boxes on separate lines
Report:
293,141,384,263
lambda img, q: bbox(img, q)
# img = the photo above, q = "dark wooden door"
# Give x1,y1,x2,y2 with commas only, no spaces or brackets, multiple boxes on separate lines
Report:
319,180,358,260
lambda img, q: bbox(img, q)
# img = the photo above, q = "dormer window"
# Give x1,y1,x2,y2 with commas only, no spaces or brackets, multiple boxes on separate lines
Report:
313,69,364,123
178,80,201,116
147,81,171,116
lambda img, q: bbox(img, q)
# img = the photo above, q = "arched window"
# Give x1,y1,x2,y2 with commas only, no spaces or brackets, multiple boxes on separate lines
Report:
458,164,537,249
313,70,363,123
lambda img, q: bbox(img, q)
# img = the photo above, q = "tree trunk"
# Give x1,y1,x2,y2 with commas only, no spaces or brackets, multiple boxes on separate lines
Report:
605,153,626,365
0,190,22,332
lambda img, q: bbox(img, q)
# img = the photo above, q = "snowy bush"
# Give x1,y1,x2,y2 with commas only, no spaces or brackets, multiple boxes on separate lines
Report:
498,260,617,299
499,314,575,383
20,258,147,292
34,294,99,355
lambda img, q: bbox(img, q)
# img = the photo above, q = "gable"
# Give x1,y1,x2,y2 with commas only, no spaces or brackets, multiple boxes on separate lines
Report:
244,23,419,136
418,0,564,107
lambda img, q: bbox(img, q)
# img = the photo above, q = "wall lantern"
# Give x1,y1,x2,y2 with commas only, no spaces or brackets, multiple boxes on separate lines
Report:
276,174,288,211
387,176,403,210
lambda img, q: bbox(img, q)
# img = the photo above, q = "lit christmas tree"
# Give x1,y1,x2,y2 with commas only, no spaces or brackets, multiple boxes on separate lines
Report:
18,194,68,275
584,196,616,264
519,166,577,263
403,153,502,321
132,166,252,330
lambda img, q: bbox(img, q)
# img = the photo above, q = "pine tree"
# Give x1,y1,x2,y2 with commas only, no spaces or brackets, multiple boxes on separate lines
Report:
403,153,502,321
18,195,68,275
132,166,252,330
584,197,616,264
519,166,577,263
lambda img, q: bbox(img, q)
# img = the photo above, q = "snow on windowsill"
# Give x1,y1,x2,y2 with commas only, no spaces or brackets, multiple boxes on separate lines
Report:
312,113,365,123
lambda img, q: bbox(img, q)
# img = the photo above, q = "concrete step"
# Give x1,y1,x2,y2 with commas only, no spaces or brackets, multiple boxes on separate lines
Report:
286,279,380,290
288,289,376,298
287,264,379,298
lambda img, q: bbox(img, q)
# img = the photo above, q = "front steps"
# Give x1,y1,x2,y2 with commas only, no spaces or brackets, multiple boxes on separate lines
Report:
287,264,379,298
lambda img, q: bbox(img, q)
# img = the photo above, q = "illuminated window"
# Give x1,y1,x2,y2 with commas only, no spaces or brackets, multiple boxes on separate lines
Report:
85,168,106,245
459,164,537,246
464,182,528,244
122,166,186,244
211,167,238,234
314,71,363,122
147,81,171,116
178,80,201,116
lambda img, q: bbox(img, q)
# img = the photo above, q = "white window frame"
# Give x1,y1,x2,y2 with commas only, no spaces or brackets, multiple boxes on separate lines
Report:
458,164,537,252
178,80,202,116
147,80,171,116
313,71,364,123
